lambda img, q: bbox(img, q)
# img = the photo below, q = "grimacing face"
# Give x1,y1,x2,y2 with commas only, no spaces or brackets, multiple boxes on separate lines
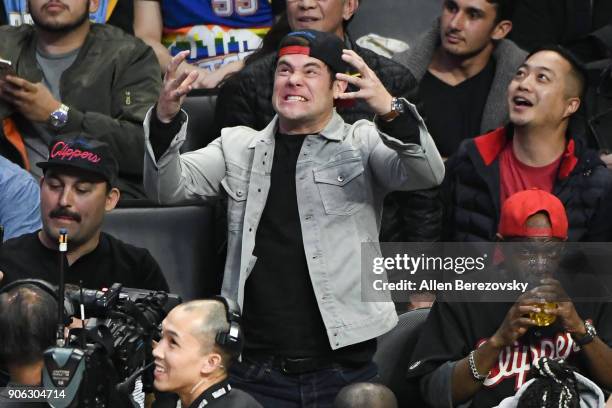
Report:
40,168,117,250
272,53,345,134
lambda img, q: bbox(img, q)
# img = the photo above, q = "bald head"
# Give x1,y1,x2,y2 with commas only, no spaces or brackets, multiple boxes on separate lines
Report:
334,383,398,408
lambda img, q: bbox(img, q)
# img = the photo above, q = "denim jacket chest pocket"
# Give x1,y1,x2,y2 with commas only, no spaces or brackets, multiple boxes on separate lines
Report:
313,156,366,215
221,173,249,231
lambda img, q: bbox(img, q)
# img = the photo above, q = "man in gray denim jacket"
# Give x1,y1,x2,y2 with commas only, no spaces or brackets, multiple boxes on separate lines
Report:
143,30,444,407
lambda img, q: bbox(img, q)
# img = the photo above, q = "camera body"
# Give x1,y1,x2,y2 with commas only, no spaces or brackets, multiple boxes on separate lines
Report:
42,283,181,408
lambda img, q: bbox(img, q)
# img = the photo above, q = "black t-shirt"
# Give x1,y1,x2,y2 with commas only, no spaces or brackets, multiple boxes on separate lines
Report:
242,132,376,363
417,60,495,157
0,232,168,292
407,296,612,407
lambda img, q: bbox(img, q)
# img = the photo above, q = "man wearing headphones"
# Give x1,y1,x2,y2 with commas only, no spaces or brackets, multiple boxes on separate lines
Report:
152,298,262,408
0,282,56,389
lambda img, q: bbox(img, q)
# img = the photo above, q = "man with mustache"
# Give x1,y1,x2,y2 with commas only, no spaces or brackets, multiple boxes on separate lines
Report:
0,135,169,292
0,0,160,198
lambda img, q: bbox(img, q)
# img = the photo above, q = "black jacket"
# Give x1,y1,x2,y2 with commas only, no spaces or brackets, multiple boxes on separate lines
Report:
213,36,442,242
0,24,161,198
444,126,612,242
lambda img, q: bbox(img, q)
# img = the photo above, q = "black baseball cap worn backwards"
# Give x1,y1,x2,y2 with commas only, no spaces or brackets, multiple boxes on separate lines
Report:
278,29,349,74
37,135,119,186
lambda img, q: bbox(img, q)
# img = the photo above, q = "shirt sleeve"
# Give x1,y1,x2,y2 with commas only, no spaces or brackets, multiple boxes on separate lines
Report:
149,107,187,161
0,169,41,241
375,107,420,145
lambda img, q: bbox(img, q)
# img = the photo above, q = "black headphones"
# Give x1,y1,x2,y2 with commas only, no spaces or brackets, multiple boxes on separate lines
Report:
0,279,75,323
212,295,243,356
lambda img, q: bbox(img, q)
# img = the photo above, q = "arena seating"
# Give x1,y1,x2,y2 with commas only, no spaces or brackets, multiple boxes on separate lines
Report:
374,307,431,407
181,89,219,152
102,202,222,300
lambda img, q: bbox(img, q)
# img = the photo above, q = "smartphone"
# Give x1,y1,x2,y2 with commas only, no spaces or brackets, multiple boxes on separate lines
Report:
0,58,16,80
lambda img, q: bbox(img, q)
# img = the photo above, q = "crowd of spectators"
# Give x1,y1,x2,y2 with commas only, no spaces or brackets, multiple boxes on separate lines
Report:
0,0,611,407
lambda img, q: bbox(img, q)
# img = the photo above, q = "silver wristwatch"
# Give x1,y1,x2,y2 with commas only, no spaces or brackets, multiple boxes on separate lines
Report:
574,319,597,347
48,103,70,130
380,97,405,121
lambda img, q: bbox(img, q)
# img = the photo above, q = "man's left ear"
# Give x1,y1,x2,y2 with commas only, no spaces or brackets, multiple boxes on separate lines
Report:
89,0,100,13
491,20,512,41
200,353,223,375
333,79,348,99
105,187,120,212
342,0,359,21
564,97,581,118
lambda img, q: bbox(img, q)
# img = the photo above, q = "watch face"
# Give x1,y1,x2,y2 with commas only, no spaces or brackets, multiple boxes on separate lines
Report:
49,108,68,128
585,321,597,336
392,98,405,114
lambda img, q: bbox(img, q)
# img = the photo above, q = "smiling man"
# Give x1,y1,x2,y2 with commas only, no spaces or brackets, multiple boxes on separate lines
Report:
0,135,169,292
144,29,444,407
152,299,262,408
444,45,612,242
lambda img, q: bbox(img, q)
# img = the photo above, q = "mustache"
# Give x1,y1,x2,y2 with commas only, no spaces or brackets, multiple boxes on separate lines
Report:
43,1,69,10
50,208,81,222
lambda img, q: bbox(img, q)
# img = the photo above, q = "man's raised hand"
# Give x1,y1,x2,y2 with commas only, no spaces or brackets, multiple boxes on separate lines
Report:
335,49,393,116
156,51,199,123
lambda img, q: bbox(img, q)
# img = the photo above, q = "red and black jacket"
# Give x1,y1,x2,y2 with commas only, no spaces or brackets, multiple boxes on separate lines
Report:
443,126,612,242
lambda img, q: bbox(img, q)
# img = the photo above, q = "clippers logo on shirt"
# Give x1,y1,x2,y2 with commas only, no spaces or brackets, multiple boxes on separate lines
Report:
161,0,273,71
3,0,116,27
478,333,579,390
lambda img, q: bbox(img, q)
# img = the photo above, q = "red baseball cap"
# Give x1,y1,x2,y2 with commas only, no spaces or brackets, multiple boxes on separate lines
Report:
498,189,568,239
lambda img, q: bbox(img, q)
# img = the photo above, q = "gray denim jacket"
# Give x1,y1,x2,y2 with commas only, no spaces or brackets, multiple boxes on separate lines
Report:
143,100,444,349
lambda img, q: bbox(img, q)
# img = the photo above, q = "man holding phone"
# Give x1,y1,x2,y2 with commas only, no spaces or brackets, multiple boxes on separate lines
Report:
0,0,160,198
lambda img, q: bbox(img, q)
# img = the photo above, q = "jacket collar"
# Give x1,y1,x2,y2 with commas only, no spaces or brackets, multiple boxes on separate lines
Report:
248,110,345,148
472,126,579,180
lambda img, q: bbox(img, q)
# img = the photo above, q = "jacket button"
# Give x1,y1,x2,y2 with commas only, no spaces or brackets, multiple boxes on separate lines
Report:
237,191,243,197
337,175,345,182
